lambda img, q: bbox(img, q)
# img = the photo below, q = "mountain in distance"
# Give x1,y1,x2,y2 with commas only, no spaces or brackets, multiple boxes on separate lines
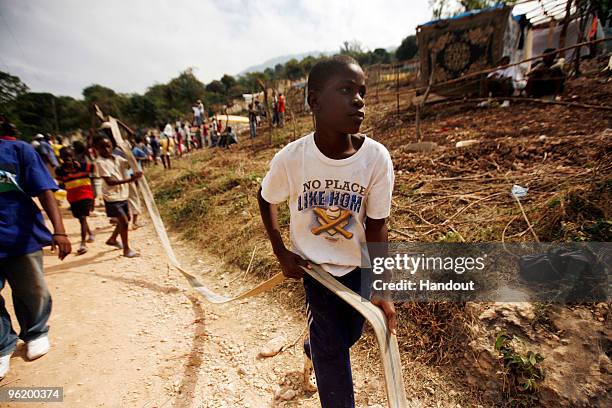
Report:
238,45,398,76
238,50,329,75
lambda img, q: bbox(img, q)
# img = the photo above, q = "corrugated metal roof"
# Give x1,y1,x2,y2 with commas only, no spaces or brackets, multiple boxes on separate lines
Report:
418,0,576,28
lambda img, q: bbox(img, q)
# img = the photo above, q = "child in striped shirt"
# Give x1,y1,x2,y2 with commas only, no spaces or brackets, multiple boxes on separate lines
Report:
55,147,95,255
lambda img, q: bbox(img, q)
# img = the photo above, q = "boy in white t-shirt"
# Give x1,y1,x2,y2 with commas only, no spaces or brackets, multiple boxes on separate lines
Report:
94,134,142,258
258,55,396,408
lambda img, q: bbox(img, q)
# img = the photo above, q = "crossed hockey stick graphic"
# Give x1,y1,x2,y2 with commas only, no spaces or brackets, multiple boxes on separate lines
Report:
311,207,354,239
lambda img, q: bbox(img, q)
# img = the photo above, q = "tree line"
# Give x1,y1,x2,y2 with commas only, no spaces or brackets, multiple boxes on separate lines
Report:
0,36,424,140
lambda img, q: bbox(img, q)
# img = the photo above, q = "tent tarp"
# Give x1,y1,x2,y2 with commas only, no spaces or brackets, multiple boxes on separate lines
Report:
419,4,505,28
417,6,513,89
530,15,600,60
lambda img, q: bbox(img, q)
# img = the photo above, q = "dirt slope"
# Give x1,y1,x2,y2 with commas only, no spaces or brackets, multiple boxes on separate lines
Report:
2,212,402,407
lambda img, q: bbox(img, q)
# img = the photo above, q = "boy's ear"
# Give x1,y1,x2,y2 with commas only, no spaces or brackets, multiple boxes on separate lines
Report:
307,89,318,111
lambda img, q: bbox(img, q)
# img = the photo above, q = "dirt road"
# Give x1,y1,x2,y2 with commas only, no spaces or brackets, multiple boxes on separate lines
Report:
2,211,389,408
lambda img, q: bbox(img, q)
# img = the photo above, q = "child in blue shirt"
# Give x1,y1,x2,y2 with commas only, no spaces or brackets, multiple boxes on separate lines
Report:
0,122,72,379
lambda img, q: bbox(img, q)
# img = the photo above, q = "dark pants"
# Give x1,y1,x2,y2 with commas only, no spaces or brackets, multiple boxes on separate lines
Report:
485,77,514,97
526,67,565,97
0,250,52,356
303,268,370,408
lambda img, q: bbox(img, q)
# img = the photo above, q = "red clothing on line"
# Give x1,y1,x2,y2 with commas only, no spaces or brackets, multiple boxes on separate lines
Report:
278,95,286,113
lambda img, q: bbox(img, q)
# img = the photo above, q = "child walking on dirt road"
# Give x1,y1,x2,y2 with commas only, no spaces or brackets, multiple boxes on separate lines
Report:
0,125,72,380
55,147,96,255
93,134,142,258
257,55,396,408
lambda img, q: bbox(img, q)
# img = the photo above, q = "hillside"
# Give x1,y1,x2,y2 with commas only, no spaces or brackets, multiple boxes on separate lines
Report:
148,57,611,407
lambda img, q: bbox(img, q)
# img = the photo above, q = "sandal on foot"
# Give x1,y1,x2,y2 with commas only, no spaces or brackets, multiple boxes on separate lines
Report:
105,240,123,250
86,234,95,243
77,244,88,255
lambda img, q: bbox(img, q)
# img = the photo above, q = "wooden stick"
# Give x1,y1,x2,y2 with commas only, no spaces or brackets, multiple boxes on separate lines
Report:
290,109,297,142
558,0,573,50
572,1,589,78
376,64,382,103
396,67,400,116
501,215,521,258
282,324,308,352
388,228,414,239
442,192,505,225
242,245,258,280
513,195,540,242
416,60,435,142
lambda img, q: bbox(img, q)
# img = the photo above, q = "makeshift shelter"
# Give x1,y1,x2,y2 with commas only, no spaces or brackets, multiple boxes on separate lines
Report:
416,5,520,94
416,1,606,95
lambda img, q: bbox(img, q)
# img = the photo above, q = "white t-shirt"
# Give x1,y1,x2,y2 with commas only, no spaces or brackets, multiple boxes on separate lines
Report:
163,123,174,138
95,155,129,202
261,132,394,277
488,65,523,83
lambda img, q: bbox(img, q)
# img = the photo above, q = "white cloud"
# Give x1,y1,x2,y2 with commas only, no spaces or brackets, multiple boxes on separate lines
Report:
0,0,432,98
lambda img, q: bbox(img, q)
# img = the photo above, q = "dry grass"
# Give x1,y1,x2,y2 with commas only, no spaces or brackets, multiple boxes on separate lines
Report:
147,65,611,407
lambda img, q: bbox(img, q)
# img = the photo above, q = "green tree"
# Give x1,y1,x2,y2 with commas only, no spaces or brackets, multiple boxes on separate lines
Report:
284,59,305,81
206,80,225,94
82,84,126,118
372,48,392,64
164,68,206,115
263,67,275,80
299,55,320,75
0,71,29,106
220,74,237,93
123,94,157,126
396,35,418,60
144,83,172,123
274,63,284,78
55,96,89,133
340,40,364,55
9,92,58,138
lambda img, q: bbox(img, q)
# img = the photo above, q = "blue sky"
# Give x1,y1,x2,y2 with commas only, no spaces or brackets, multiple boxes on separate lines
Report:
0,0,433,98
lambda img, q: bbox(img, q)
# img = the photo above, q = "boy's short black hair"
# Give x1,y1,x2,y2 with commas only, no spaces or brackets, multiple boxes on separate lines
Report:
72,140,86,154
59,146,74,157
0,121,16,136
92,132,111,147
307,55,361,92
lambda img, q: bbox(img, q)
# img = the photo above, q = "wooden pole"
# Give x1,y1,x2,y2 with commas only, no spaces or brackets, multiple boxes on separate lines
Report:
376,64,381,103
558,0,573,51
256,78,273,146
290,109,297,142
573,1,589,78
395,67,400,116
415,53,435,142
